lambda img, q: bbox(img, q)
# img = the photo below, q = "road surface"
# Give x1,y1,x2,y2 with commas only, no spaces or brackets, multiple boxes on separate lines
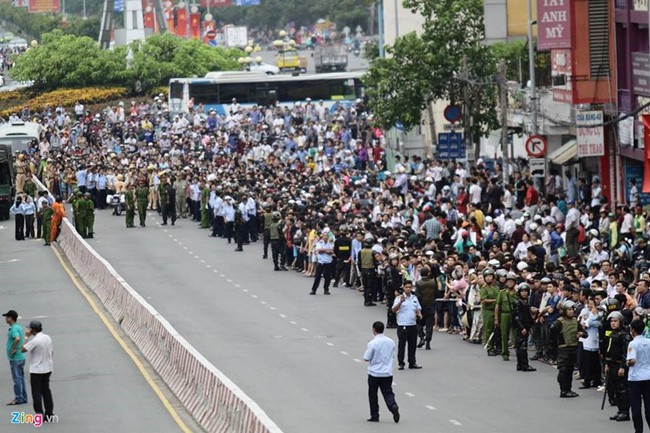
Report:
83,209,631,433
0,221,198,433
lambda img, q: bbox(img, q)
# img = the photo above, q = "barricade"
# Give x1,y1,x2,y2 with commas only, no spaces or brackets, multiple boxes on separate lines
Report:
34,176,283,433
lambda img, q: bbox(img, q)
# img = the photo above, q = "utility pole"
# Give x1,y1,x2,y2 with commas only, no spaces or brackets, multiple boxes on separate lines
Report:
499,58,509,185
527,0,538,135
462,55,474,164
377,0,384,58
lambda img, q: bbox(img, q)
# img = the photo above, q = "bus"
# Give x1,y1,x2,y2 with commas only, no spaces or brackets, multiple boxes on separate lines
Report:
168,71,365,115
0,121,43,153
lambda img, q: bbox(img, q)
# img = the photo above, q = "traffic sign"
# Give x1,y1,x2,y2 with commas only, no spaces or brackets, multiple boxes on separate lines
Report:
437,132,465,159
443,105,462,123
525,134,547,158
529,158,546,178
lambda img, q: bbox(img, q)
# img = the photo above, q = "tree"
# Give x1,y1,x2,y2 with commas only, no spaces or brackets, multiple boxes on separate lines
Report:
363,0,500,143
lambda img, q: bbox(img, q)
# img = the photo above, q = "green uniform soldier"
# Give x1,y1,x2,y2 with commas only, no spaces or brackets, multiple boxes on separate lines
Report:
23,177,36,199
136,180,149,227
125,184,136,228
495,272,518,361
480,268,500,356
200,184,210,229
72,191,84,236
83,192,95,238
77,193,91,238
550,300,580,398
41,201,53,246
157,173,168,217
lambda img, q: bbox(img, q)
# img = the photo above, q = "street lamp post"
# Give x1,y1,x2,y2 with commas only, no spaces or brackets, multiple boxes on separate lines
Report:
377,0,384,58
528,0,537,135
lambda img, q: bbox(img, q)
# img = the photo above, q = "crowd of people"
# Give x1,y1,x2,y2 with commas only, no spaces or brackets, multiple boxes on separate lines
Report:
8,91,650,429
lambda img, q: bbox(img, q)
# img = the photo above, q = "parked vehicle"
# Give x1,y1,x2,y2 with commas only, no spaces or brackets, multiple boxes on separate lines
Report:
314,45,348,73
0,144,14,220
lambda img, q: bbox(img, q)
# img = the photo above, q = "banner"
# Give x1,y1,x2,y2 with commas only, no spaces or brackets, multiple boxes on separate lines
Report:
537,0,571,51
189,12,201,39
176,8,187,38
200,0,232,6
576,110,605,157
643,115,650,193
28,0,59,13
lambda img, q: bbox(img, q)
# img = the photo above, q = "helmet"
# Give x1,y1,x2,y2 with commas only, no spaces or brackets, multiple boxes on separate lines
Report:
606,298,621,311
529,222,538,231
562,300,576,311
540,277,552,284
389,253,399,260
496,269,508,278
517,283,531,292
272,211,281,220
516,261,528,271
483,269,495,277
607,311,624,322
364,238,374,248
506,272,517,281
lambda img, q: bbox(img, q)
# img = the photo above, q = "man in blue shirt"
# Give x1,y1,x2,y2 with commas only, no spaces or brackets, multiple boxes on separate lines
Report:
310,231,334,295
392,280,423,370
363,321,399,423
4,310,27,405
627,319,650,432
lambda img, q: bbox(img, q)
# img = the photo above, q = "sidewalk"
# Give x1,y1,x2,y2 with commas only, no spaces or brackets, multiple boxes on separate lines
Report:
0,221,198,432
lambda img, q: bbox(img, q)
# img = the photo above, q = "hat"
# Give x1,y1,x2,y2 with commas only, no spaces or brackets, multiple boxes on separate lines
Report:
488,259,501,267
2,310,17,321
28,320,42,331
516,261,529,271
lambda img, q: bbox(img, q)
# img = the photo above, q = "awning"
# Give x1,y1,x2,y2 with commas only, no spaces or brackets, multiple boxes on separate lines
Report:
549,139,577,165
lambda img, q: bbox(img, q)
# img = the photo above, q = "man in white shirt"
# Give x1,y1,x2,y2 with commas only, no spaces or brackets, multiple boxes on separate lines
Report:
627,319,650,432
469,178,482,206
21,321,53,420
363,321,400,423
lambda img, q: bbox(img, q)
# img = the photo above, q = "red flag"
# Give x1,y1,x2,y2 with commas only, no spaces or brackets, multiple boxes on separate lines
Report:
164,5,175,34
144,8,154,28
643,115,650,193
189,12,201,39
176,8,187,37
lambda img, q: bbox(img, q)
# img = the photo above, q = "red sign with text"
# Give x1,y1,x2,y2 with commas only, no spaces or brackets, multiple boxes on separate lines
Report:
28,0,59,13
199,0,232,6
537,0,572,51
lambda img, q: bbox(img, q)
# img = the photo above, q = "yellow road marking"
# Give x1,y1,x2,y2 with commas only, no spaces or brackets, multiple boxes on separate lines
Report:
52,246,194,433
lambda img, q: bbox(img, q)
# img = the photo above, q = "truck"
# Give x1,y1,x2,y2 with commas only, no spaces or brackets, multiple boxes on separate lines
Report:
223,25,248,48
0,144,14,220
314,45,348,73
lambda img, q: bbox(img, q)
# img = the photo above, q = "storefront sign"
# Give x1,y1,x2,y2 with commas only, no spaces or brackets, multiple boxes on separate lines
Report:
634,0,648,11
576,110,605,157
537,0,572,51
632,53,650,96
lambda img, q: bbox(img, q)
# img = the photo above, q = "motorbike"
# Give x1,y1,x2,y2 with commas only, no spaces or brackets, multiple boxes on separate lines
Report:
353,48,360,57
107,193,126,216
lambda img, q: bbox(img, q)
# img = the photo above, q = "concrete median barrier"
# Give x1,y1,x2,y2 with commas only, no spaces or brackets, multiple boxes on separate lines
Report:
34,176,283,433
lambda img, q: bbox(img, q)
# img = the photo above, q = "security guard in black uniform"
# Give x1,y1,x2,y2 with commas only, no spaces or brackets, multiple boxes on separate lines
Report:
269,212,285,270
333,226,352,287
262,206,273,259
383,254,403,328
600,297,622,407
603,311,631,422
513,283,537,372
550,300,580,398
415,266,437,349
234,208,245,252
358,238,379,306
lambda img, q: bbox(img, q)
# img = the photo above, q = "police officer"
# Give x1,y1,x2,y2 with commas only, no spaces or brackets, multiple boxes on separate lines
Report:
513,283,537,372
262,205,274,259
234,207,245,252
125,183,135,228
480,269,500,356
83,192,95,238
40,201,53,246
383,254,403,329
136,180,149,227
495,272,518,361
270,211,285,271
333,226,352,288
550,300,580,398
603,311,631,421
415,266,437,349
162,177,176,226
392,280,423,370
359,238,380,307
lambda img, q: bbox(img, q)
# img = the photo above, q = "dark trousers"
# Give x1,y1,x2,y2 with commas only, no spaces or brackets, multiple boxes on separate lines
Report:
192,200,200,221
225,221,234,243
36,214,43,238
368,375,397,420
97,189,106,209
334,259,351,286
607,363,630,415
397,325,417,367
162,203,176,224
235,226,245,250
417,304,436,342
271,240,284,268
581,349,601,386
361,269,376,304
30,372,53,417
629,380,650,433
516,328,531,369
263,229,271,257
25,214,34,238
566,227,579,258
311,262,333,293
14,213,24,240
248,215,258,241
212,215,224,237
557,347,577,392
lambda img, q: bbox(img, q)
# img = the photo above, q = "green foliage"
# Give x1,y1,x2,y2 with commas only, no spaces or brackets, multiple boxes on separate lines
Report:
363,0,500,141
0,3,100,39
9,30,240,93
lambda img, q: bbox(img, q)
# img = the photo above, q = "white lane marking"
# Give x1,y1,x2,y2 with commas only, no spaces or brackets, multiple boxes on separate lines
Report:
227,279,232,283
300,327,308,332
326,342,334,347
243,289,249,293
0,259,20,264
279,314,287,318
168,234,173,237
178,242,183,246
340,351,349,355
183,246,188,250
213,270,218,273
269,306,276,310
251,294,258,299
425,405,437,411
0,225,6,230
289,321,297,325
235,284,241,288
353,358,362,363
163,229,168,233
260,301,267,305
206,264,212,268
189,251,193,255
194,255,200,259
200,260,205,264
220,274,225,278
449,420,462,426
405,392,415,398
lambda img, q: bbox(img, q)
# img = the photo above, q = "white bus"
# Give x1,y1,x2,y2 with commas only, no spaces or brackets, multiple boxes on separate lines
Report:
0,121,43,153
168,71,365,115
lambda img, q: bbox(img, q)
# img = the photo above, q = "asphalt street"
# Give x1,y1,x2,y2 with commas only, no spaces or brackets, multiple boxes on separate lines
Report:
85,209,633,433
0,220,195,432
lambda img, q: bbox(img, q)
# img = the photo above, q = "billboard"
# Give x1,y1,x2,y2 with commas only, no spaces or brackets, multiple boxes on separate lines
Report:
28,0,59,12
632,52,650,97
537,0,571,51
576,111,605,157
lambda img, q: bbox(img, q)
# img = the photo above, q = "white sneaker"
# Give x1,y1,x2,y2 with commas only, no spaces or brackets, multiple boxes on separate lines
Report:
597,385,606,392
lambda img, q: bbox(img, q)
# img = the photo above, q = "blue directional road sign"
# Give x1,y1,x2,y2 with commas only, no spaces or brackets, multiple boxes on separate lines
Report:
437,132,465,159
